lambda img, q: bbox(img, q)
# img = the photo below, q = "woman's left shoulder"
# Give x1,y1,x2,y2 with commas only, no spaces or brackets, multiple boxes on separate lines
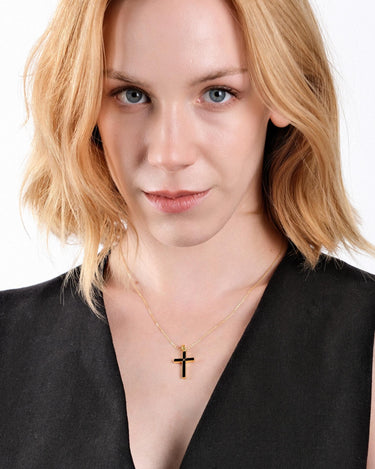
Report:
315,253,375,301
293,251,375,313
281,248,375,330
317,252,375,280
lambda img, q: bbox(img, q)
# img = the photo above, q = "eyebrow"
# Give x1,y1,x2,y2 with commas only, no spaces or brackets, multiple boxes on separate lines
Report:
104,67,248,88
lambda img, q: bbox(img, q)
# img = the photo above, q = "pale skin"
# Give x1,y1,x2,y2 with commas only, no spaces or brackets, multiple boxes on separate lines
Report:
97,0,375,468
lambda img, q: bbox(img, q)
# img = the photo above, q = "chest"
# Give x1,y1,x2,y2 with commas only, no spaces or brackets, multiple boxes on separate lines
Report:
118,353,219,469
104,290,260,469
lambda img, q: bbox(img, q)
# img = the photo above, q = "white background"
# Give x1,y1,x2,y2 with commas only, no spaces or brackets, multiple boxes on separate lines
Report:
1,0,374,289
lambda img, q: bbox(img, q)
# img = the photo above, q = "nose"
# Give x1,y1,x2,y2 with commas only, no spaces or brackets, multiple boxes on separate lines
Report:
146,104,197,171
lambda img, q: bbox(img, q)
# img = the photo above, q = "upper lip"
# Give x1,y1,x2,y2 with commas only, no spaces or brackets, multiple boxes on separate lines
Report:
145,190,208,199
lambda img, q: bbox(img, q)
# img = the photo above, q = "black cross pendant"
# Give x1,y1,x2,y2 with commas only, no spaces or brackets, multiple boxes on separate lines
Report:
173,345,194,379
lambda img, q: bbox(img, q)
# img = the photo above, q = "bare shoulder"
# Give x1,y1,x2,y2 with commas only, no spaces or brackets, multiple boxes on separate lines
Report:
368,335,375,469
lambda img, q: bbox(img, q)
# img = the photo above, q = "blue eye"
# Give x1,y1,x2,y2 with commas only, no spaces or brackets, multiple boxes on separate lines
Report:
117,88,148,104
203,88,233,104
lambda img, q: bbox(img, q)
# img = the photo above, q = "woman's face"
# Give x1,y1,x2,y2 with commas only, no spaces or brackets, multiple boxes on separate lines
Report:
98,0,285,247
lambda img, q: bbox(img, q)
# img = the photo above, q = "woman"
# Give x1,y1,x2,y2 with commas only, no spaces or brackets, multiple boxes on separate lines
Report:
1,0,374,467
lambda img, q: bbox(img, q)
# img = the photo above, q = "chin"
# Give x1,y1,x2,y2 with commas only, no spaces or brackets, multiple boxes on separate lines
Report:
150,224,220,248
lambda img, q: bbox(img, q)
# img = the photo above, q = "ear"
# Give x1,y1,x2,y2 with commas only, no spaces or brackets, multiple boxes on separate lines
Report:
269,110,290,128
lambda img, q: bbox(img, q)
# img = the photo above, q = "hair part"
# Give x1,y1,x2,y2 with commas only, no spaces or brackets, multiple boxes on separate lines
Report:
22,0,374,317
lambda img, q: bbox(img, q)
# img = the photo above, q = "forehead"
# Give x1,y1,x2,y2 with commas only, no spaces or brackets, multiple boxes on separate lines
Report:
103,0,246,81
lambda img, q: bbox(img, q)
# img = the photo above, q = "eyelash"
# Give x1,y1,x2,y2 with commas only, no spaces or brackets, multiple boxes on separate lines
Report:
110,86,239,108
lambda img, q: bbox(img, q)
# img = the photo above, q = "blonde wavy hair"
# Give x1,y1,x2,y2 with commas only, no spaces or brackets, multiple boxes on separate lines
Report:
22,0,373,315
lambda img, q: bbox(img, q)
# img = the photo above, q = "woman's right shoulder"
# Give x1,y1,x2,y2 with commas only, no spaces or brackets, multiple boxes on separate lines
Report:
1,272,66,304
0,268,89,327
0,267,109,368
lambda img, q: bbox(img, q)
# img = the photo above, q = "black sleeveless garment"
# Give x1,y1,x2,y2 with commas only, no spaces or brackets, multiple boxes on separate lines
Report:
1,247,374,468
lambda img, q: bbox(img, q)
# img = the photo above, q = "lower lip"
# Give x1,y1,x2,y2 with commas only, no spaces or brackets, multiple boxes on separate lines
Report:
145,190,210,213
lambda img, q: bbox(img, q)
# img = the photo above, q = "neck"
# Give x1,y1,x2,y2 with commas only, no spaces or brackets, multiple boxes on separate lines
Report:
108,211,287,311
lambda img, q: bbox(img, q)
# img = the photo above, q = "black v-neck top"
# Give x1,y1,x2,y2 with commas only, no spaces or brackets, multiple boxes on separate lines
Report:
1,247,374,468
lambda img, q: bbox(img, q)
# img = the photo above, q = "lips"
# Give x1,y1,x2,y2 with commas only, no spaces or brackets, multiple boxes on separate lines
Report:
146,190,206,199
144,189,210,213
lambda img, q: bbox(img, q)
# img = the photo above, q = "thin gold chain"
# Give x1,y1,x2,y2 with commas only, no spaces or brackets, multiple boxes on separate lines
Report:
120,247,283,352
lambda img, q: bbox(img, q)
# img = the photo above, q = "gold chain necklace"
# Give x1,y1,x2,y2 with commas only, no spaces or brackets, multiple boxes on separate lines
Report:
121,247,283,379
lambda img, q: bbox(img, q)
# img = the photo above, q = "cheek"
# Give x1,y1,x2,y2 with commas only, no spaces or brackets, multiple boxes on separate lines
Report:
205,106,269,174
97,110,142,188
